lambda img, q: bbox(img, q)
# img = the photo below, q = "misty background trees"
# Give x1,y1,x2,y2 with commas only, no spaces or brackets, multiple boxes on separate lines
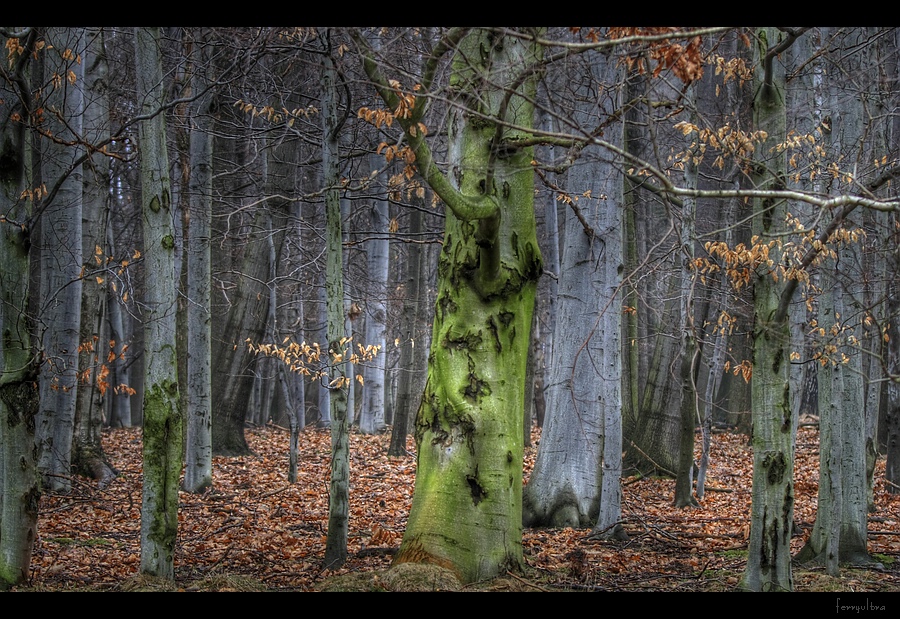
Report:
1,26,899,591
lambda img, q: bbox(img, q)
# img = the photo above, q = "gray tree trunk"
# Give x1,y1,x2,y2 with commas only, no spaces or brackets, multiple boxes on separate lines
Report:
210,201,268,455
322,37,350,569
183,29,214,493
621,65,683,475
741,27,796,593
524,47,624,537
887,226,900,492
106,222,133,427
388,200,425,455
796,247,875,570
134,27,184,579
0,27,41,590
340,197,355,427
316,279,332,428
73,27,115,487
360,153,389,435
674,81,700,509
794,30,875,569
36,27,85,493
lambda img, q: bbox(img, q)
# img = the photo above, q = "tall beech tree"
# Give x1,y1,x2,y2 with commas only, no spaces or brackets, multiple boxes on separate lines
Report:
0,27,41,590
522,42,625,533
740,26,797,593
793,26,881,572
74,27,116,487
355,27,543,583
134,26,183,579
359,152,390,435
322,30,351,569
183,27,215,494
35,27,85,493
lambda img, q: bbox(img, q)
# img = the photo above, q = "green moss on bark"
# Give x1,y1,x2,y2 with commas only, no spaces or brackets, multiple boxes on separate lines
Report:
140,381,183,578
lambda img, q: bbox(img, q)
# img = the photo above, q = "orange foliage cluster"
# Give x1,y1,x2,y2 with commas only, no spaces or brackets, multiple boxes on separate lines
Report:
607,27,705,85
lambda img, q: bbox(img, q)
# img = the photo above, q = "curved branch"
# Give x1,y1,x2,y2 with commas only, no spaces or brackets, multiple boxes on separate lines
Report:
351,29,498,223
762,27,811,87
773,163,900,323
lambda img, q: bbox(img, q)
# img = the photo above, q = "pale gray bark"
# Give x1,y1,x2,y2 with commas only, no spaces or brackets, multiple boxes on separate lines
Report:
323,35,349,569
796,245,875,569
524,47,624,537
36,27,85,493
135,26,183,579
742,27,796,593
360,153,389,435
106,223,133,427
795,30,874,568
73,27,115,487
183,30,214,493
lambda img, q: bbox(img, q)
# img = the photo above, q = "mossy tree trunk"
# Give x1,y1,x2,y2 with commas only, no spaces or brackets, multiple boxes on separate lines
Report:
0,28,40,589
134,27,184,580
357,27,543,583
322,35,350,569
741,27,796,592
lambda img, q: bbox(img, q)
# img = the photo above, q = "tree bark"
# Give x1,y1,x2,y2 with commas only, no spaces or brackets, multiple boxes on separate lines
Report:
183,28,214,493
360,153,390,435
389,201,425,456
36,27,85,493
360,28,544,583
134,27,184,580
795,31,876,568
322,37,350,569
741,27,796,593
209,203,267,456
674,81,701,509
523,43,624,533
0,28,41,589
73,27,116,488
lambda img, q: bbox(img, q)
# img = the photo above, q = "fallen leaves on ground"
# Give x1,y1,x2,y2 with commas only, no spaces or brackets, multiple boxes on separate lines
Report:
19,423,900,591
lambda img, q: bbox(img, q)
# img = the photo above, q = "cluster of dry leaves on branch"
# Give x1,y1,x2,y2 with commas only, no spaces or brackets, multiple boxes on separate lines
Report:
17,421,900,592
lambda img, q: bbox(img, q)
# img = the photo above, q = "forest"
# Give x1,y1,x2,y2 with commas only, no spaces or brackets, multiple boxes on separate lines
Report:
0,26,899,593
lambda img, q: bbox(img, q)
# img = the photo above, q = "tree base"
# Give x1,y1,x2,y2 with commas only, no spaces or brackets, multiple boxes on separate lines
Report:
589,523,629,541
73,446,118,490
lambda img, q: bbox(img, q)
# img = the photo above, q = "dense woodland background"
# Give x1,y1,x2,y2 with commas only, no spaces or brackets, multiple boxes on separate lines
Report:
1,27,899,592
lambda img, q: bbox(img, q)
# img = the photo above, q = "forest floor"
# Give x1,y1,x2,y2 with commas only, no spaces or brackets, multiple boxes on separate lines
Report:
14,420,900,593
